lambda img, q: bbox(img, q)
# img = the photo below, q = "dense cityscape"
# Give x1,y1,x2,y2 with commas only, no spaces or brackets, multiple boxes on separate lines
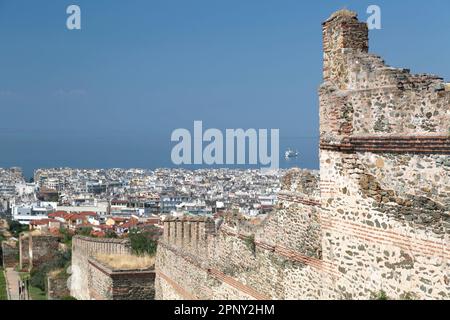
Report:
0,2,449,308
0,167,282,236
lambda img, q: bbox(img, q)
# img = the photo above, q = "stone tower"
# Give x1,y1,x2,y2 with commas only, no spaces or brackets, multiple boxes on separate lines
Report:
154,9,450,300
322,10,368,89
319,10,450,299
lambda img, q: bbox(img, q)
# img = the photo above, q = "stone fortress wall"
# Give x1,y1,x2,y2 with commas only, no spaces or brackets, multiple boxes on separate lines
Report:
155,10,450,300
318,10,449,299
29,235,60,270
19,233,60,271
47,273,71,300
88,257,155,300
156,170,326,300
1,241,18,268
70,236,131,300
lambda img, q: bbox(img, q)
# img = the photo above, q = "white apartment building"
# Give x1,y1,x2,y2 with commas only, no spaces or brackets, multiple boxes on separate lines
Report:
11,202,57,224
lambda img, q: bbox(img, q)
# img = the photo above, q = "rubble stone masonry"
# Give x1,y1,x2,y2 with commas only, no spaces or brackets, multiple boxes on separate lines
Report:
19,234,29,270
19,233,60,271
29,235,60,270
70,236,131,300
1,241,18,268
88,258,155,300
47,274,70,300
155,10,450,300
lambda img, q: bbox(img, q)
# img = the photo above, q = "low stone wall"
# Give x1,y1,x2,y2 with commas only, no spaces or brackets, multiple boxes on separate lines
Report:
30,235,60,270
88,258,155,300
70,236,132,300
47,274,70,300
19,233,60,271
1,241,18,268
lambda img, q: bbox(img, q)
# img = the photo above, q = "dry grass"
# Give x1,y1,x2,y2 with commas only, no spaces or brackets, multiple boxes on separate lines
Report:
96,254,155,270
30,230,44,236
329,9,356,20
48,269,65,278
445,83,450,92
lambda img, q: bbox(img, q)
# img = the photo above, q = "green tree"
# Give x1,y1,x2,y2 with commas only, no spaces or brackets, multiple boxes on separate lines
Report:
8,220,28,237
59,227,73,246
30,250,71,291
128,227,158,256
244,234,256,254
77,227,93,237
105,229,118,239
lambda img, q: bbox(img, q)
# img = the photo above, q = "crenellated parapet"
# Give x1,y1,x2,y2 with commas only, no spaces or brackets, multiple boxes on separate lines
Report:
72,236,131,257
162,216,216,257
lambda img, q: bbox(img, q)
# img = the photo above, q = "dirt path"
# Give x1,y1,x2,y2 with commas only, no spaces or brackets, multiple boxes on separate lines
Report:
5,268,20,300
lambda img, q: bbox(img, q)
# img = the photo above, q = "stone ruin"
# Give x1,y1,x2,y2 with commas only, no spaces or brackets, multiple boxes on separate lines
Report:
70,236,155,300
155,10,450,300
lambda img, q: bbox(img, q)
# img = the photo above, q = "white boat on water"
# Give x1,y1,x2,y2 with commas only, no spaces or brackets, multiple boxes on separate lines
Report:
285,148,299,160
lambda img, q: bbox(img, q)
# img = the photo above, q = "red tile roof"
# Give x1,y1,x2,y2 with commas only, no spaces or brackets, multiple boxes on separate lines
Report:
145,218,161,225
98,225,114,230
78,212,97,217
48,211,68,218
91,231,106,237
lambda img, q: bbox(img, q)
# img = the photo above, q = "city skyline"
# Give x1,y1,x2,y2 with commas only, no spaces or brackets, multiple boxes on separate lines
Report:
1,0,450,176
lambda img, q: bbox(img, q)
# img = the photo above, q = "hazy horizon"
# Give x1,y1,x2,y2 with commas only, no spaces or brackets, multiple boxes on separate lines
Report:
1,0,450,177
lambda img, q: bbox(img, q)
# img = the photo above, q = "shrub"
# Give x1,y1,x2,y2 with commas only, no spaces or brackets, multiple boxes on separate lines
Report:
59,227,73,246
77,227,93,237
30,250,72,291
30,268,47,291
128,227,158,256
8,220,28,237
371,290,389,300
105,229,118,239
244,234,256,254
0,268,7,300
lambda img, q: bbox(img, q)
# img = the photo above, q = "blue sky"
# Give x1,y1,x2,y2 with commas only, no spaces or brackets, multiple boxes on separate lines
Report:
0,0,449,177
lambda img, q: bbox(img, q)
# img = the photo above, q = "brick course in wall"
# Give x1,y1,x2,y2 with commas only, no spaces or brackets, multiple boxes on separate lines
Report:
320,136,450,154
